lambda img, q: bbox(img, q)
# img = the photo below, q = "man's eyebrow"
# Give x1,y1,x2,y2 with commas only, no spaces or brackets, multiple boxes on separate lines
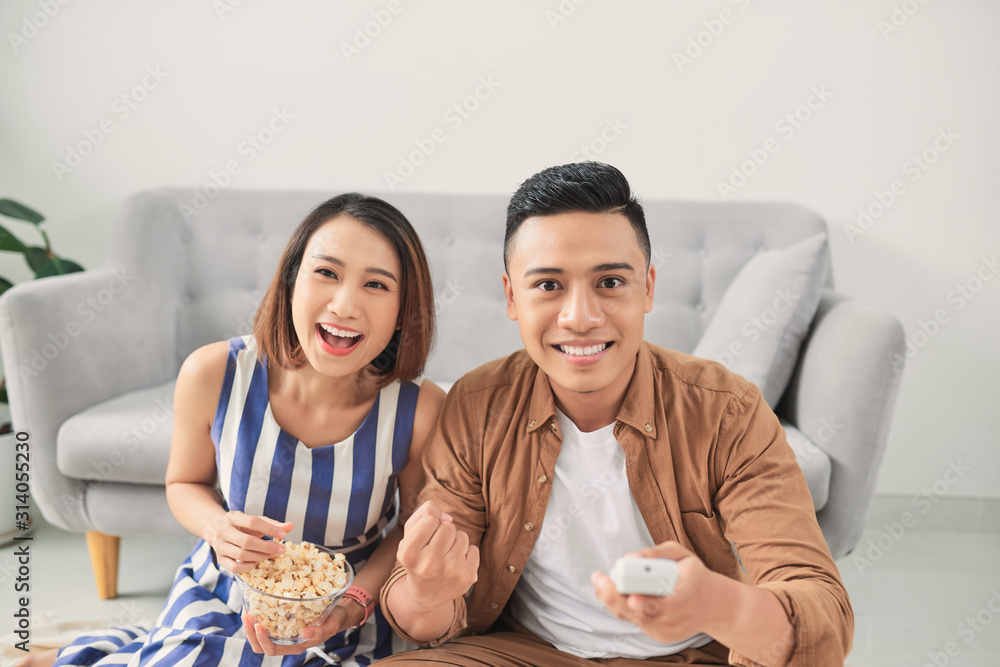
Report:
522,262,637,279
522,267,564,278
312,254,398,282
592,262,636,273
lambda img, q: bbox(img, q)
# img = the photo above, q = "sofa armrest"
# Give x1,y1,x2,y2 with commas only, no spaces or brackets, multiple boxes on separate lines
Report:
777,290,906,559
0,268,175,531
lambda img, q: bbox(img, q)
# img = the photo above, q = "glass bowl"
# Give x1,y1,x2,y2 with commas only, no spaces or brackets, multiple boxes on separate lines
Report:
232,541,354,645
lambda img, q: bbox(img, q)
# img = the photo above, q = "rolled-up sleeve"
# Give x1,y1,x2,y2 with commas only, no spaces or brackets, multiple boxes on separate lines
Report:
714,385,853,666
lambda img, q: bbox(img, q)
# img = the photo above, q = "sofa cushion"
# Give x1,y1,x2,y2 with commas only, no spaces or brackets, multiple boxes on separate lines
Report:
58,380,176,485
780,419,831,511
691,233,828,406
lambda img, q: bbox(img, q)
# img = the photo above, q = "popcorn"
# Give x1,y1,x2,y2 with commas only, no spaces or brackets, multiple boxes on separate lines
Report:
237,540,350,643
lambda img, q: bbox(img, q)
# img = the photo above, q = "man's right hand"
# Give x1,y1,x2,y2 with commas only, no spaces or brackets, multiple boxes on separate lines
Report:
396,500,479,610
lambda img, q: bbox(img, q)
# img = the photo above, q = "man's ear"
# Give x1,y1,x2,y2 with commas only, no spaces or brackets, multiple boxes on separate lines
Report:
645,263,656,314
502,272,518,321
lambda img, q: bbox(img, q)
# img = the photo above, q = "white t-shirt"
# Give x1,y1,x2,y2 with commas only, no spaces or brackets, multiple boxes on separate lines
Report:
508,408,712,659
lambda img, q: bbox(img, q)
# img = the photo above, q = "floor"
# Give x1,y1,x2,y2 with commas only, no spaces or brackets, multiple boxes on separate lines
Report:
1,520,998,666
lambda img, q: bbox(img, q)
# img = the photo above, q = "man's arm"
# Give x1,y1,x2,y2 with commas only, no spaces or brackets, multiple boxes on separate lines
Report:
712,384,853,666
593,382,850,666
381,380,490,646
384,502,479,643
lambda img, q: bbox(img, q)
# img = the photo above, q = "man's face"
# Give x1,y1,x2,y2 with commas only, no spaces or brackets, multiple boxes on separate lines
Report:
503,211,655,399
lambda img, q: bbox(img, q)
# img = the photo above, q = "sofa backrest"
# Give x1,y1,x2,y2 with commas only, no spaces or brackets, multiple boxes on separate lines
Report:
111,188,829,384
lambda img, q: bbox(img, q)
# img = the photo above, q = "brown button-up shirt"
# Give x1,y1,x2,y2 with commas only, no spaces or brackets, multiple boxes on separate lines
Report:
382,342,853,666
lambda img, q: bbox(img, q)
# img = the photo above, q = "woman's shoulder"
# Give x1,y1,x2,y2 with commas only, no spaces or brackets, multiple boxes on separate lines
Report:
392,377,447,406
177,337,255,397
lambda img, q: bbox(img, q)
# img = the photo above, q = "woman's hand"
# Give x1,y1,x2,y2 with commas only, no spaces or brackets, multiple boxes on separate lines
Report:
204,510,293,574
242,598,366,656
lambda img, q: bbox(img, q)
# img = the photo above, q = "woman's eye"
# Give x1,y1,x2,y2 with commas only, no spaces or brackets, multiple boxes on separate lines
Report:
537,281,560,292
316,268,337,279
599,277,624,289
366,280,388,290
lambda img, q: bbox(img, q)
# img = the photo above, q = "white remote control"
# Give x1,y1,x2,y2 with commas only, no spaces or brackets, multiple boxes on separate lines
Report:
609,557,678,596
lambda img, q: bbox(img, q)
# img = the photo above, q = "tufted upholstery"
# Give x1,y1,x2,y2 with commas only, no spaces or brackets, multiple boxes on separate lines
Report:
0,188,905,598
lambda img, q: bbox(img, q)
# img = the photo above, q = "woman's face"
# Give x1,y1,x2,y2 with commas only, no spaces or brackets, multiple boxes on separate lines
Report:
291,215,402,378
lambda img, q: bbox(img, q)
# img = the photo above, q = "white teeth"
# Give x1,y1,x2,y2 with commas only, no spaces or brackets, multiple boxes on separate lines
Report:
558,343,608,356
320,324,362,338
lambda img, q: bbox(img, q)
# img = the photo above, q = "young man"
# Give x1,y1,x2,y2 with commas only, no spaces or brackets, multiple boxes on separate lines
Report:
378,163,852,666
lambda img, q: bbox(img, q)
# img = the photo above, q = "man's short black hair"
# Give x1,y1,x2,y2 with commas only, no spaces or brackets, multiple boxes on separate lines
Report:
504,162,650,271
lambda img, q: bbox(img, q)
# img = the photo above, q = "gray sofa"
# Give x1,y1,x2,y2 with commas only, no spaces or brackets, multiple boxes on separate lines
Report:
0,188,906,598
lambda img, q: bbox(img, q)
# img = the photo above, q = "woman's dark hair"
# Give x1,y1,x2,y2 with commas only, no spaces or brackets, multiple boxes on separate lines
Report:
254,193,434,386
504,162,649,270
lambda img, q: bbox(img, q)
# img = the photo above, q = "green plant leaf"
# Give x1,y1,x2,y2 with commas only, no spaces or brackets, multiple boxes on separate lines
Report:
0,276,13,297
34,256,84,278
0,199,45,225
0,223,27,253
23,246,50,273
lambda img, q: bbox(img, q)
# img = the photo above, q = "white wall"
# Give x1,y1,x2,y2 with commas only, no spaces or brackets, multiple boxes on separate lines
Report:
1,0,997,498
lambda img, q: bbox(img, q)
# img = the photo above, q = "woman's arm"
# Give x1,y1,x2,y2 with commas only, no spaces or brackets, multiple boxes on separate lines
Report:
165,341,290,573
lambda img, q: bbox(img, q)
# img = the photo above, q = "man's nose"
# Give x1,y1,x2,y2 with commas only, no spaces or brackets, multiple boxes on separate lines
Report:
558,287,603,331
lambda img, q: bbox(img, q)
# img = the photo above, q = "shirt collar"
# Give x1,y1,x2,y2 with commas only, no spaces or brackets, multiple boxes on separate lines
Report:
526,342,658,439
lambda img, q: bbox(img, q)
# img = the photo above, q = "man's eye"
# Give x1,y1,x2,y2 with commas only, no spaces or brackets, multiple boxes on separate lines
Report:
537,281,560,292
599,277,624,289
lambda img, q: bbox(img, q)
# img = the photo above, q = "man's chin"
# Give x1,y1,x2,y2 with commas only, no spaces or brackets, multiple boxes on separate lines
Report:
544,371,611,396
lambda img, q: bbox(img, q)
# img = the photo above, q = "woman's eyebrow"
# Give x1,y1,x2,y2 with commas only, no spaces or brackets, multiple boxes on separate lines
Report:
312,254,398,283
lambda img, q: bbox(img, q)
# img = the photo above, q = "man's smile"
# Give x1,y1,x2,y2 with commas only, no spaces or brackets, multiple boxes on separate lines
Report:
552,341,615,364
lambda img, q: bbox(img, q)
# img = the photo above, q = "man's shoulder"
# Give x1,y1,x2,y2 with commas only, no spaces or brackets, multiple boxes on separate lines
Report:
452,349,537,396
643,341,758,403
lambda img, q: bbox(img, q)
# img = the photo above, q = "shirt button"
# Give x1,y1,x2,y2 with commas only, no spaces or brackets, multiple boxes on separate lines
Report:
529,419,536,428
524,521,535,531
507,565,516,573
550,423,557,433
489,602,499,609
645,424,653,432
537,473,547,483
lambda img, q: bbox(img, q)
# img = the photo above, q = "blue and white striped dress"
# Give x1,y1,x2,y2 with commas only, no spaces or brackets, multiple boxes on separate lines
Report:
54,336,419,666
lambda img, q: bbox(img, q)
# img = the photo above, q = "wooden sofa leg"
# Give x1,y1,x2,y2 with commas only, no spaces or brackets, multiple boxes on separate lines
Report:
85,531,120,599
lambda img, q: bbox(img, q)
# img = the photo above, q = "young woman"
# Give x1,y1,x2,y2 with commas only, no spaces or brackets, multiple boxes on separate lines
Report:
34,194,445,666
